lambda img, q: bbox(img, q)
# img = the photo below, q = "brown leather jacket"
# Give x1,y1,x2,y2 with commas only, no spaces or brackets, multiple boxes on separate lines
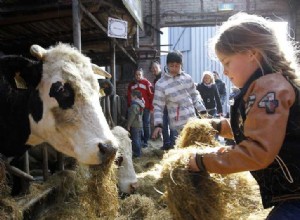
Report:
203,73,295,174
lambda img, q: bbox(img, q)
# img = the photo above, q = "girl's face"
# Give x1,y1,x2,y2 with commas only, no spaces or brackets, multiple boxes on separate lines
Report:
151,64,160,75
203,75,212,84
167,62,181,76
217,50,260,88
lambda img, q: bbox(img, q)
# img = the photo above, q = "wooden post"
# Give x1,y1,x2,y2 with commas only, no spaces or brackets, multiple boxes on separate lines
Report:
110,41,116,94
72,0,81,51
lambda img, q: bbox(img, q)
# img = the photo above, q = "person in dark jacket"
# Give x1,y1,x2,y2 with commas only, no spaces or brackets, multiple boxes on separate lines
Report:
196,71,223,117
213,71,227,106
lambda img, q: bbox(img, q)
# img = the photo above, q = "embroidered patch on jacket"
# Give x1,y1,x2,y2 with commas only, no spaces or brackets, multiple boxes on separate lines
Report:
258,92,279,114
245,95,256,115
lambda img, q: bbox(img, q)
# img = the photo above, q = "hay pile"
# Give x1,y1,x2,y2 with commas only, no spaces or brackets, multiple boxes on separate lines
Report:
117,194,171,220
159,118,264,220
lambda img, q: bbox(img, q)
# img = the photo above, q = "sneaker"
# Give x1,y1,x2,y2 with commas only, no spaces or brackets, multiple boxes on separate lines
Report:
142,143,148,148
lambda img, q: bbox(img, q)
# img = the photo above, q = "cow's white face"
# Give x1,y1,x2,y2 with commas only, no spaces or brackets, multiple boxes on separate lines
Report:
112,126,138,194
26,43,117,165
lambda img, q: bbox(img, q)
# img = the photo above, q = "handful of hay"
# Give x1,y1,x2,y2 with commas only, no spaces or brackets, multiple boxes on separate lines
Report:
159,118,262,220
80,160,119,219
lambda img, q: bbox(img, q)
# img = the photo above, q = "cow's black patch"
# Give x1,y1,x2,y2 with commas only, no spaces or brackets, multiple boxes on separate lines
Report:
0,55,42,89
28,89,43,122
49,81,75,109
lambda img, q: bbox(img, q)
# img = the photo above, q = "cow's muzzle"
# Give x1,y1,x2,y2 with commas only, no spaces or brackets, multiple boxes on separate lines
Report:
98,142,117,164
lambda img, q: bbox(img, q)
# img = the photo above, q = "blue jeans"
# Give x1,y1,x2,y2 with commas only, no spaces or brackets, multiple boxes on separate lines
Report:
267,200,300,220
162,108,176,148
142,108,150,147
130,127,142,157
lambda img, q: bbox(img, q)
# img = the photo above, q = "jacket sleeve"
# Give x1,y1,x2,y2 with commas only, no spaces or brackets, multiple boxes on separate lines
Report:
127,105,138,127
201,74,295,174
214,85,223,113
190,79,206,113
153,82,165,126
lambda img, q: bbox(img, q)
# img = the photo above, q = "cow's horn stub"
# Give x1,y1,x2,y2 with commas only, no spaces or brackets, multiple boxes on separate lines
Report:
92,64,112,79
30,44,47,60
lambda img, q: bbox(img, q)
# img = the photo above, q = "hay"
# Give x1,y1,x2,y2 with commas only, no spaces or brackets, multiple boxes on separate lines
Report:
160,147,259,220
117,194,172,220
0,159,8,194
176,118,217,148
79,160,119,219
159,118,266,220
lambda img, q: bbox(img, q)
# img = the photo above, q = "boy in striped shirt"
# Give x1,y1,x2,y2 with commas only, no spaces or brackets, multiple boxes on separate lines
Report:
152,50,206,143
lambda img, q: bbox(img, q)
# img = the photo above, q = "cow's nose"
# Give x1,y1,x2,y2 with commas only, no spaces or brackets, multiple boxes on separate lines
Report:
98,142,117,163
130,182,138,193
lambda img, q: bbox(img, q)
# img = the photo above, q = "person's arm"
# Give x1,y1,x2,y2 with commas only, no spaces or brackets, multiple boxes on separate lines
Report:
214,85,223,114
189,78,206,113
127,105,138,130
152,82,165,138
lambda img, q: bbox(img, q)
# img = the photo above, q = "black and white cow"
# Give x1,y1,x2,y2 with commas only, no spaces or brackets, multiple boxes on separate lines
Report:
0,43,120,195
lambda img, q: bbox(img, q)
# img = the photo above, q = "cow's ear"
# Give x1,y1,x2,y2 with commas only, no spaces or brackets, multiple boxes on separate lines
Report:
30,45,47,60
0,55,42,88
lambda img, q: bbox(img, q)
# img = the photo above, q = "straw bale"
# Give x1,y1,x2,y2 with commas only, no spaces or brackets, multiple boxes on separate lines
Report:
176,118,217,148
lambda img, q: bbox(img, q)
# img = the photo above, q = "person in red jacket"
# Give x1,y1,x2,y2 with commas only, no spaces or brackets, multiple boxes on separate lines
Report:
127,68,153,148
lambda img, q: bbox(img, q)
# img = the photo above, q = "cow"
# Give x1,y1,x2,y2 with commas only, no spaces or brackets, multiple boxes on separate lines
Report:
111,126,138,195
27,126,138,195
0,43,119,195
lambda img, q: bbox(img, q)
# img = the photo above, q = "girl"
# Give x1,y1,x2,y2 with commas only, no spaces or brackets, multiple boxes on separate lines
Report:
196,70,223,117
188,12,300,219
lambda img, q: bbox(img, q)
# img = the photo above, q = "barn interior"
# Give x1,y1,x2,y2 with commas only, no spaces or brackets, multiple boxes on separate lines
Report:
0,0,153,67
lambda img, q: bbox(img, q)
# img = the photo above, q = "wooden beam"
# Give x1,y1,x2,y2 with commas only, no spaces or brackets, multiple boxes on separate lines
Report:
80,3,137,64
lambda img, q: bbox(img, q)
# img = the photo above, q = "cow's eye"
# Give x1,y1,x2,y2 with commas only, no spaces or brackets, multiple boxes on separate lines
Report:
49,81,75,109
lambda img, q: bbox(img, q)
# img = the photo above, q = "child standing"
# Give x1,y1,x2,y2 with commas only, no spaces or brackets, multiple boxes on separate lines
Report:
188,12,300,219
152,50,206,140
127,90,145,158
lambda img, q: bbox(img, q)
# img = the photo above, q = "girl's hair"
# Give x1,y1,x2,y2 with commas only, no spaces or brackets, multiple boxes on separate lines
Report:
211,12,299,79
150,61,161,71
202,71,215,83
135,67,144,74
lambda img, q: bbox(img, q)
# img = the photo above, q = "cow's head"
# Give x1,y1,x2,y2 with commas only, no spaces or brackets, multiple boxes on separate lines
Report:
111,126,138,195
24,43,117,165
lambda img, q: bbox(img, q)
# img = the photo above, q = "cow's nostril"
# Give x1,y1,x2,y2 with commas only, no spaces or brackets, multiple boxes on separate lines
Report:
98,143,117,162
